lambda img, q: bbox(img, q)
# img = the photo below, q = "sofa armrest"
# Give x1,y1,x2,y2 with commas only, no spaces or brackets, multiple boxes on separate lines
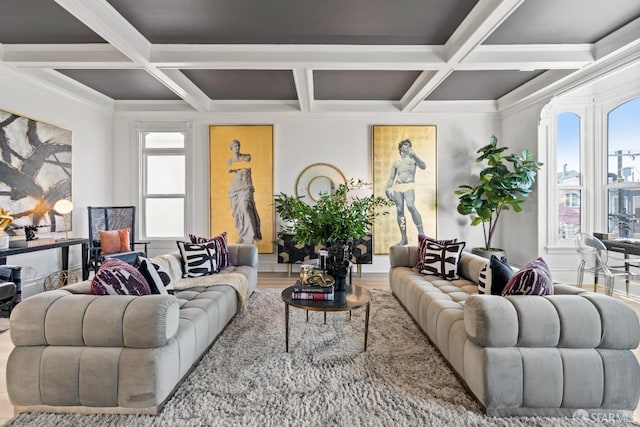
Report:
464,294,640,350
10,290,179,349
229,244,258,268
389,245,419,268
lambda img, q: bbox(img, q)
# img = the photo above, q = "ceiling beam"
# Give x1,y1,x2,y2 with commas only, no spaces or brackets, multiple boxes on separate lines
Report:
400,0,526,112
460,44,593,70
1,65,114,112
1,44,133,68
595,16,640,61
54,0,210,112
292,68,314,112
150,44,445,70
3,42,595,72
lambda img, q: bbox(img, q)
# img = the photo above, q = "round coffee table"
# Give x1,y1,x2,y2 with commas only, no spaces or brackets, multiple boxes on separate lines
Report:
281,284,372,352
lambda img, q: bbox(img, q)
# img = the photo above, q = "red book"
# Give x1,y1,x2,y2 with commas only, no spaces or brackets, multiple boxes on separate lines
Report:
291,291,334,300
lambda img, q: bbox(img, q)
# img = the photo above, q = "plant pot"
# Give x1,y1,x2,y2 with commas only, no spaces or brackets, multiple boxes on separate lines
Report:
325,240,353,292
471,247,506,261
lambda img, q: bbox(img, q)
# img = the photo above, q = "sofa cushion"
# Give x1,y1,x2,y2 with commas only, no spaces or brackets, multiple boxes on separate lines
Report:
502,257,554,296
177,241,218,277
418,241,466,279
189,231,231,269
91,258,151,296
478,255,514,295
136,257,173,295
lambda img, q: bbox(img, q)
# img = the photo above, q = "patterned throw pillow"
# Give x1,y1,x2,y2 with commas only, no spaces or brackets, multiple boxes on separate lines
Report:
99,228,132,255
478,255,514,295
502,257,554,296
189,231,231,269
416,234,458,270
177,241,218,277
91,258,151,296
136,257,173,295
418,240,466,280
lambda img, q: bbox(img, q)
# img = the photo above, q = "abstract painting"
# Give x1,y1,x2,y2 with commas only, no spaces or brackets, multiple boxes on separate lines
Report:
0,109,72,234
210,125,273,254
373,125,437,254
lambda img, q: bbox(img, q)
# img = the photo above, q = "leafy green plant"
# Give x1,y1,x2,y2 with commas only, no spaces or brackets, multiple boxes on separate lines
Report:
274,178,393,245
454,136,543,251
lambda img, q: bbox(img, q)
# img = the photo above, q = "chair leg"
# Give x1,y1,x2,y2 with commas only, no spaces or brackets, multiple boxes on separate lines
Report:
576,262,585,288
605,277,614,296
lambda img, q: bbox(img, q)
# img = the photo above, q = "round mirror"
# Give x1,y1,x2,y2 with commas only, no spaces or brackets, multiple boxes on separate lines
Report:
307,176,335,201
295,163,346,203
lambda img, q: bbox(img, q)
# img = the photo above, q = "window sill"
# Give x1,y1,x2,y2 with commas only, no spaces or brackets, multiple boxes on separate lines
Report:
544,245,577,255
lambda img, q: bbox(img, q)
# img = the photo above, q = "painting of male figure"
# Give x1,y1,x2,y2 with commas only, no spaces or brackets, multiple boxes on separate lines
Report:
373,125,437,254
210,125,273,254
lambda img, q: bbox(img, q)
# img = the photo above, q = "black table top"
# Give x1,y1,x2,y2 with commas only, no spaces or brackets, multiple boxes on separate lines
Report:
281,283,371,312
0,237,88,256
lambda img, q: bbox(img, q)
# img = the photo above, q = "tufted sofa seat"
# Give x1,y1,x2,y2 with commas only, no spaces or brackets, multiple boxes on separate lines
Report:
390,245,640,418
7,244,258,415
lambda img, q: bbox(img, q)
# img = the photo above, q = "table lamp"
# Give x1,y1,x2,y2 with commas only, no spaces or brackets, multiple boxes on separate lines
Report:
53,199,73,239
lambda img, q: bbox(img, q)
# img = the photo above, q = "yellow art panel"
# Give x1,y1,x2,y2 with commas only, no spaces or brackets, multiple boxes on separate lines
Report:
210,125,274,254
372,125,437,254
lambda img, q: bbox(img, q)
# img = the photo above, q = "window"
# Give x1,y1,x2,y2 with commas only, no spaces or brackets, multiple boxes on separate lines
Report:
565,192,580,207
606,98,640,238
556,112,582,241
137,124,191,239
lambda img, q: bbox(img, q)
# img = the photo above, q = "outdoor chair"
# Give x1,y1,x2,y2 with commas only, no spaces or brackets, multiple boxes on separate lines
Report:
87,206,148,276
574,232,640,296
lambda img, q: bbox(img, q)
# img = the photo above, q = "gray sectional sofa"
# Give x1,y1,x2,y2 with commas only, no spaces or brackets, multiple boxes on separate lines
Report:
7,244,258,415
389,245,640,418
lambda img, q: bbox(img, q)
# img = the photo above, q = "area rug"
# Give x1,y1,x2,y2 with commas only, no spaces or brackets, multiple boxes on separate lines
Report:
6,289,638,426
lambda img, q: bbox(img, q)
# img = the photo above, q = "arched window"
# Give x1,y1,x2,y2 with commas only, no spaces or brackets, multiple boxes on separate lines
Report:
556,112,581,241
606,98,640,238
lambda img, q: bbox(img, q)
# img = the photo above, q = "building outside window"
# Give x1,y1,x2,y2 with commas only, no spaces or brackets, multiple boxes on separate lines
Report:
556,112,582,241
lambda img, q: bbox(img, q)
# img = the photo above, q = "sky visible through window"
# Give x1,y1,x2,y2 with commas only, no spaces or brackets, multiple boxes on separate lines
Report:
557,112,580,174
557,97,640,180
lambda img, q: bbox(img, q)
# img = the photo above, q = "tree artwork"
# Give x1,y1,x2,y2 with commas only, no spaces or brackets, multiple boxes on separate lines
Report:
0,110,72,234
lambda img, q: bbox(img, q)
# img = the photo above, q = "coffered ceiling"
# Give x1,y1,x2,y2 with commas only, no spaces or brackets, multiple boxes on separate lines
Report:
1,0,639,113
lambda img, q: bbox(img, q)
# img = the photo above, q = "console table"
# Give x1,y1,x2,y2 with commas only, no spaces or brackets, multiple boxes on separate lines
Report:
0,238,89,280
276,233,373,279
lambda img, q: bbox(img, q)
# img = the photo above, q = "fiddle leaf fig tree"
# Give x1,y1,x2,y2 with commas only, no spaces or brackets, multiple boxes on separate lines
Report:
454,135,543,251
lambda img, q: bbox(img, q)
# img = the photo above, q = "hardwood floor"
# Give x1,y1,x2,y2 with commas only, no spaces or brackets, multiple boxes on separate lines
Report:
0,272,638,425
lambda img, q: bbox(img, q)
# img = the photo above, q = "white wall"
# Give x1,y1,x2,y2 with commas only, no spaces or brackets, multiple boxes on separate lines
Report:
499,102,548,268
112,110,499,272
0,66,113,297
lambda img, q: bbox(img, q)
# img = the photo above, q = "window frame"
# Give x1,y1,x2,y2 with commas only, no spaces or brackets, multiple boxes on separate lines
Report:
547,105,589,247
133,122,193,241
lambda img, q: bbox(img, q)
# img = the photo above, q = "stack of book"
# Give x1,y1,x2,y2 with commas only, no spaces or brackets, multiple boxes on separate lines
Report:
291,283,334,300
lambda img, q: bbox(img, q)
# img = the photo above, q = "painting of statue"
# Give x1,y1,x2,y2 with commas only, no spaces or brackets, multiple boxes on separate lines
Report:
210,125,273,254
373,125,437,254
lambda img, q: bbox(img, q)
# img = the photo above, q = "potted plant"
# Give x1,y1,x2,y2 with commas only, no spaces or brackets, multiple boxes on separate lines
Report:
274,179,392,290
454,135,543,258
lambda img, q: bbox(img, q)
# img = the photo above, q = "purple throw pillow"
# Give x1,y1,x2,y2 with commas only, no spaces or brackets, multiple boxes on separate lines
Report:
91,258,151,296
501,257,554,296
